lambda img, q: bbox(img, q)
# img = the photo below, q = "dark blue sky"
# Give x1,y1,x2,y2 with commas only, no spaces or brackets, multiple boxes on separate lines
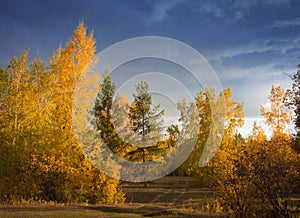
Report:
1,0,299,135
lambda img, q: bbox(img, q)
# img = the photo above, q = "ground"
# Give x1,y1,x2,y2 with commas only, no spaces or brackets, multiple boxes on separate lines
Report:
0,177,299,217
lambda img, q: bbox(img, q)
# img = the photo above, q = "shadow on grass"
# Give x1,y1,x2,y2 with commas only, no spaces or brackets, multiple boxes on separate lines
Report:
79,204,163,215
79,205,226,218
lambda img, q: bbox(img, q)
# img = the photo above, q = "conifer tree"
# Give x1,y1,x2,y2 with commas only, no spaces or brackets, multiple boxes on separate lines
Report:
128,81,165,187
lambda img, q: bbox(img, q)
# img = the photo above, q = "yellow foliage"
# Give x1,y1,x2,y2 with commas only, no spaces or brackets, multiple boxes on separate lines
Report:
0,22,124,204
212,126,298,217
260,85,292,136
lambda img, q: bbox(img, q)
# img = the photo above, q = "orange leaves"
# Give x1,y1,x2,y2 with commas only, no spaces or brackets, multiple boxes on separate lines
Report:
260,85,292,136
222,87,244,136
50,22,97,93
212,116,298,216
0,22,124,204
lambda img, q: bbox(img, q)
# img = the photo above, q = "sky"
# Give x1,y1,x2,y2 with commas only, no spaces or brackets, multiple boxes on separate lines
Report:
1,0,300,137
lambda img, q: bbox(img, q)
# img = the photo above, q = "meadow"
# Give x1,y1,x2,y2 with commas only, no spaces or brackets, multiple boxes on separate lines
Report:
0,177,223,218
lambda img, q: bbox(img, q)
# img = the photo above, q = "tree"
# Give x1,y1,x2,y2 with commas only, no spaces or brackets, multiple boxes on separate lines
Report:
0,52,50,201
128,81,165,187
44,21,101,203
45,22,123,204
212,136,254,217
212,86,298,217
166,124,180,149
177,92,209,177
111,94,139,155
94,72,133,157
248,137,297,217
179,87,243,179
0,22,124,204
222,87,244,138
260,85,291,137
129,81,165,141
212,130,298,217
286,67,300,152
95,72,116,144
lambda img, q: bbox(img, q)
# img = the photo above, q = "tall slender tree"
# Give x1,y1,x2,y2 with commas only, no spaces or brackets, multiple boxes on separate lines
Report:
129,81,165,140
260,85,291,137
128,81,165,187
95,71,116,142
94,72,131,156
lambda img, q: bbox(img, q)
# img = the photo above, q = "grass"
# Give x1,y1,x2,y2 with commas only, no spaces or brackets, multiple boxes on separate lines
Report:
0,204,221,218
1,176,299,217
0,205,141,218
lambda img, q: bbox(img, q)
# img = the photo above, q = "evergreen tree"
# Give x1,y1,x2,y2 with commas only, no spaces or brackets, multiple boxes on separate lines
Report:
95,71,116,142
129,81,165,142
128,81,165,187
94,72,130,156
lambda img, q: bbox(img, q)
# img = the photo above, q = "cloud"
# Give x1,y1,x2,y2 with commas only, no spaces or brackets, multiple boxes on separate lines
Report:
145,0,295,26
146,0,185,25
191,0,292,22
195,2,225,18
205,39,299,116
232,0,257,10
264,0,291,6
206,37,300,62
216,64,294,83
232,0,290,9
270,17,300,29
212,63,293,124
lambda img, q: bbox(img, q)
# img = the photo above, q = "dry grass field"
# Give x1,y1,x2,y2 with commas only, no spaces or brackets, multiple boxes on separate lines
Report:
0,177,224,217
0,176,299,217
